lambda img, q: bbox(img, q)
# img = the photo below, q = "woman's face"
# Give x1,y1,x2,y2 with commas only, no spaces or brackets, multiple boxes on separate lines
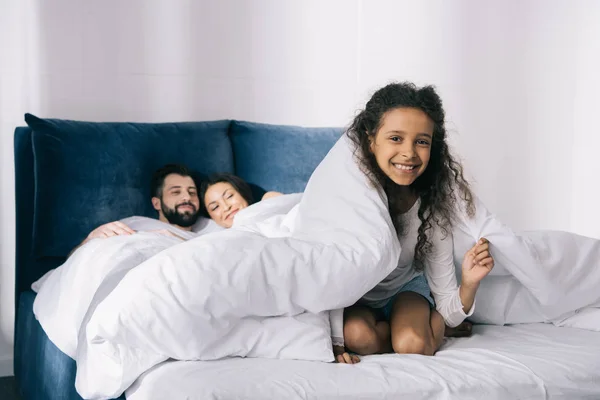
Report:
204,182,249,228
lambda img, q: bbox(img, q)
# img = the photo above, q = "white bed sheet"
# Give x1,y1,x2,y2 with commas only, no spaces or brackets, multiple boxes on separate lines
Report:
126,323,600,400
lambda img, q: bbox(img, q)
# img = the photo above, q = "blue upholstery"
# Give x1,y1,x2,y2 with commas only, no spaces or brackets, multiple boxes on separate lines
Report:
230,120,343,195
14,115,342,399
25,113,234,258
14,127,37,301
15,291,124,400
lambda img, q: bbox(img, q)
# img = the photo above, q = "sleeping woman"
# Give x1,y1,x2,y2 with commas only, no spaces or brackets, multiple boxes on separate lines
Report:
200,173,282,228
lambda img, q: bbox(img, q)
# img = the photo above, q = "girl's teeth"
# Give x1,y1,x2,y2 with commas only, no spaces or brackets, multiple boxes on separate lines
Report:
395,164,415,170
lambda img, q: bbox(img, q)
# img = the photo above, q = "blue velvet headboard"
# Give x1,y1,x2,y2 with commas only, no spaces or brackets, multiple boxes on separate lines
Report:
14,116,343,306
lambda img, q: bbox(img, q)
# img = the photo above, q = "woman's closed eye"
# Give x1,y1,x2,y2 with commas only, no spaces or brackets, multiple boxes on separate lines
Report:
210,205,218,211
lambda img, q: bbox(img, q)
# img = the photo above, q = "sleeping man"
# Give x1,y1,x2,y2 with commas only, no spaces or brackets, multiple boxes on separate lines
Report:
68,163,204,257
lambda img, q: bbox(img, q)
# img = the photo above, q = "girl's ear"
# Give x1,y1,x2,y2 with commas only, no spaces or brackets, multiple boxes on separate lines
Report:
368,132,375,153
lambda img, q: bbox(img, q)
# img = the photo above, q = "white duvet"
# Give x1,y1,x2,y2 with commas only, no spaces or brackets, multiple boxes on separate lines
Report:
33,232,181,358
75,136,401,399
32,136,600,399
452,198,600,327
32,216,222,358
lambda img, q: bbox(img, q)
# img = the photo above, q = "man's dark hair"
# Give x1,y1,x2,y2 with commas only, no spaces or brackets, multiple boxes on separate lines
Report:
150,164,194,198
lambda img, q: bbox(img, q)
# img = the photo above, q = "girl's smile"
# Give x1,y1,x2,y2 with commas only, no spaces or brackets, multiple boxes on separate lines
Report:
369,107,434,187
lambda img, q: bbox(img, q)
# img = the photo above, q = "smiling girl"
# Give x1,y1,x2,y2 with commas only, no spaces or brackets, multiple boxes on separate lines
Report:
335,82,494,362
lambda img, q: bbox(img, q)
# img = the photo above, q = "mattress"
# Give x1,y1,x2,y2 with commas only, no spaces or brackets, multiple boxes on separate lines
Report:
126,323,600,399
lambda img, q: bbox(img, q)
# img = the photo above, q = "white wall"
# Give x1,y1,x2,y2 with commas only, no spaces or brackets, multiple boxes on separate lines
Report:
1,0,598,377
0,0,39,377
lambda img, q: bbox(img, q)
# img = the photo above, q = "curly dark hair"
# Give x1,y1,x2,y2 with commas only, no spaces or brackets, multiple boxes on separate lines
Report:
346,82,474,270
199,173,255,218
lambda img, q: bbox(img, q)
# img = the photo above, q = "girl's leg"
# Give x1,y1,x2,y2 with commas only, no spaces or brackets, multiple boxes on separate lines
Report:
429,308,446,351
343,306,393,355
389,292,444,356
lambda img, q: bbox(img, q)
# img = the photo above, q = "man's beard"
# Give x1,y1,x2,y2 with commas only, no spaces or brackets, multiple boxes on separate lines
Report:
161,201,199,227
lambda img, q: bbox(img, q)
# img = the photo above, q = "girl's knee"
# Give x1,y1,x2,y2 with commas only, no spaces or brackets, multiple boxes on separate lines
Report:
344,319,379,355
392,330,431,356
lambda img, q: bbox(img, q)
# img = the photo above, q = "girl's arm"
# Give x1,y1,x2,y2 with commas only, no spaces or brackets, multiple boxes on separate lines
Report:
424,226,476,328
330,308,345,347
425,228,495,328
330,308,360,364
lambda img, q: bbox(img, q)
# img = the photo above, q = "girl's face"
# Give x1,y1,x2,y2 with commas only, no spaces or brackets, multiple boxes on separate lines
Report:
204,182,249,228
369,107,434,187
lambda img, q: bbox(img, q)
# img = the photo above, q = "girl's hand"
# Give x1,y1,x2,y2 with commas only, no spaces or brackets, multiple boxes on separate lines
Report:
462,238,494,287
333,345,360,364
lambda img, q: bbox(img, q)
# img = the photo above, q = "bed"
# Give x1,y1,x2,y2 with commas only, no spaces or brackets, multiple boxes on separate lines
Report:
127,324,600,399
14,115,600,399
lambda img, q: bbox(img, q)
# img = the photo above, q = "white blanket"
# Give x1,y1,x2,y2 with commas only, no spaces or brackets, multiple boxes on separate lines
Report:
75,136,401,399
32,216,223,358
71,135,600,399
451,196,600,328
33,233,182,358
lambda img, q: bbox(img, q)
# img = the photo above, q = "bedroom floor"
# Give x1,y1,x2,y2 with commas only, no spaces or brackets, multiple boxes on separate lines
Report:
0,376,21,399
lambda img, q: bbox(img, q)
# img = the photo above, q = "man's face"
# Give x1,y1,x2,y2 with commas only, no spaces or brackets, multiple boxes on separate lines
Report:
152,174,200,228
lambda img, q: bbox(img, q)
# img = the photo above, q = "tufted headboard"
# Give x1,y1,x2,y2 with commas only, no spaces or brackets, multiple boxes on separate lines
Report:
13,115,343,306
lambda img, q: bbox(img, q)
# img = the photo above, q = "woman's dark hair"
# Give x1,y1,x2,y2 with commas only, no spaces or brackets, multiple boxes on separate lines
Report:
199,173,255,217
150,164,194,198
346,82,474,270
